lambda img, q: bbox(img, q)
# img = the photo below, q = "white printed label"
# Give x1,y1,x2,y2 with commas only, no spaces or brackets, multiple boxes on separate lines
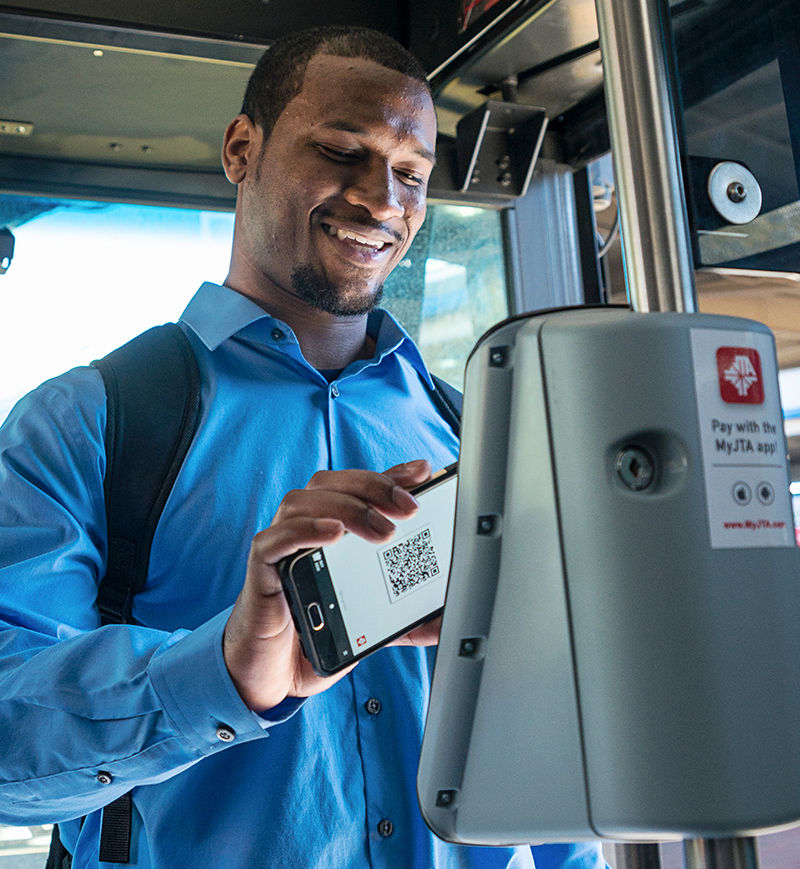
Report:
691,327,793,549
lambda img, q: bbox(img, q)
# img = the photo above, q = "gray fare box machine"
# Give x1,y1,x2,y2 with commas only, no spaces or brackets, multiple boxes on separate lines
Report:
418,306,800,844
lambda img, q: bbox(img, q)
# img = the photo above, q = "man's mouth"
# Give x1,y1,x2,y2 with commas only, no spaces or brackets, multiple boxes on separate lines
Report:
323,223,392,253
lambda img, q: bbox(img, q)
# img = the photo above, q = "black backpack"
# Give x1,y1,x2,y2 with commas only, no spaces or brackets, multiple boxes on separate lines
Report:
46,322,462,866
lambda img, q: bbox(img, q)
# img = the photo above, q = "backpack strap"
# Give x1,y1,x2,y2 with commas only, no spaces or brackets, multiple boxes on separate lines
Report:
90,323,201,865
428,373,462,438
93,323,201,627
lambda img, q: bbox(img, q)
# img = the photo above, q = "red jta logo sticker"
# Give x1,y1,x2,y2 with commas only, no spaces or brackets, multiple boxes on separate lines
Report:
716,347,764,404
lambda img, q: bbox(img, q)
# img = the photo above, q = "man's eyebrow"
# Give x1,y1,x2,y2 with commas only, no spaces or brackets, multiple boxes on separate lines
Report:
319,121,436,164
414,145,437,165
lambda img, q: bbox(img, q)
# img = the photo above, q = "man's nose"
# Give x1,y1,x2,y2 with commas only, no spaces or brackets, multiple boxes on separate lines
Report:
343,160,405,220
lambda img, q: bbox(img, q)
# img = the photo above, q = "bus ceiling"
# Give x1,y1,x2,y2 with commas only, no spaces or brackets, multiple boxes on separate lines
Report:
0,0,615,212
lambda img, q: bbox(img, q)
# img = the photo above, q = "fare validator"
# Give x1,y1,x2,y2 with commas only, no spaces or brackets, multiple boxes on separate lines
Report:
417,306,800,844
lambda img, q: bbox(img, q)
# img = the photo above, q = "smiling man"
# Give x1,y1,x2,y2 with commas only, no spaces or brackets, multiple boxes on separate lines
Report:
0,26,606,869
221,47,437,370
226,52,435,320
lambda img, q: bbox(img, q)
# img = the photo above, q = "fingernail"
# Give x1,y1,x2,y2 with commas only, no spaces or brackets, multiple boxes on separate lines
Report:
392,486,419,511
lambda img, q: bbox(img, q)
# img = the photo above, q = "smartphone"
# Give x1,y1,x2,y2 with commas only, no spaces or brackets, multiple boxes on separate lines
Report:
279,464,457,676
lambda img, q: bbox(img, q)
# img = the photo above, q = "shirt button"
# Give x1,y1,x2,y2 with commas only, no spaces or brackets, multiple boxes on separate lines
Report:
271,328,285,341
331,383,339,398
377,819,394,837
96,771,113,785
215,725,236,742
365,697,382,715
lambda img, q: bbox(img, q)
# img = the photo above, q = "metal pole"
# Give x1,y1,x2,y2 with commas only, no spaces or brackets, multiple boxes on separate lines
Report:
613,843,663,869
592,1,686,858
593,0,697,313
593,1,680,864
683,838,759,869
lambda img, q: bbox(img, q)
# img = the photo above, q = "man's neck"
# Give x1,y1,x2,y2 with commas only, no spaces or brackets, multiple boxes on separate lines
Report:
224,279,376,370
281,306,377,370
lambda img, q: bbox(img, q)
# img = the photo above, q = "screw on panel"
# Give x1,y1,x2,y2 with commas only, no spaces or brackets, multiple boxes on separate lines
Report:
459,637,483,658
726,182,747,203
476,514,498,535
436,789,458,808
615,447,655,491
707,161,761,224
488,346,509,367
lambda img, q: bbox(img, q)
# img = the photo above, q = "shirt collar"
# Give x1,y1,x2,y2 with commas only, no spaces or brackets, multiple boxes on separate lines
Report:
363,308,433,388
179,282,270,351
179,282,433,387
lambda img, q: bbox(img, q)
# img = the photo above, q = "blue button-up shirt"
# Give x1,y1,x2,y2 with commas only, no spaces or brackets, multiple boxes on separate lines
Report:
0,283,604,869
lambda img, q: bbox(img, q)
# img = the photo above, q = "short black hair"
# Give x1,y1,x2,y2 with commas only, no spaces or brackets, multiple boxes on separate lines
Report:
241,26,431,138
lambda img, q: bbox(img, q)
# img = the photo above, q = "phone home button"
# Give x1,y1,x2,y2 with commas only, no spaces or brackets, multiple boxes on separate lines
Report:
307,602,325,631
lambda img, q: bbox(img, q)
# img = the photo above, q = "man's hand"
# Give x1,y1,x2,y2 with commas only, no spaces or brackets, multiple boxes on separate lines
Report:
223,459,433,713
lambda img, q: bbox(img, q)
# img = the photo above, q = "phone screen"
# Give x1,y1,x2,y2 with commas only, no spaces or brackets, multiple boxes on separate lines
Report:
281,468,457,674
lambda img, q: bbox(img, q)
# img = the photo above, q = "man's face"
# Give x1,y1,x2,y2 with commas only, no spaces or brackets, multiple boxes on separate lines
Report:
236,54,437,316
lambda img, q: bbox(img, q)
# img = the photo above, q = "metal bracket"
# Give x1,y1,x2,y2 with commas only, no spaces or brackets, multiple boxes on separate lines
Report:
456,100,548,198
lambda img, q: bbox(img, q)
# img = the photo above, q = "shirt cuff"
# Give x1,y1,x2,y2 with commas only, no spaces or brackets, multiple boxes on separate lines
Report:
258,694,306,723
149,607,276,756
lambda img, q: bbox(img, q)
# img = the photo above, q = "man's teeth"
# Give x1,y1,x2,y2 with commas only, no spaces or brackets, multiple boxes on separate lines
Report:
325,225,384,249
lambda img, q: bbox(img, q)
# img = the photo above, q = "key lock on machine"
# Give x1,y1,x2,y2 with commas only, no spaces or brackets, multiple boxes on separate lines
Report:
417,0,800,867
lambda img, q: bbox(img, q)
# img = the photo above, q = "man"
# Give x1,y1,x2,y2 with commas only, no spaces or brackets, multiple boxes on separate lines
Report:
0,26,605,868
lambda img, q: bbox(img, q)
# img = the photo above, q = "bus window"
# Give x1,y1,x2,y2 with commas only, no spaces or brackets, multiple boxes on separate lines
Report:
0,198,234,424
0,197,507,425
383,203,509,389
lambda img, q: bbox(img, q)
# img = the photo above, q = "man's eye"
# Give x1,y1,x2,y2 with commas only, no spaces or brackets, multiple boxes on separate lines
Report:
319,145,353,161
395,170,424,187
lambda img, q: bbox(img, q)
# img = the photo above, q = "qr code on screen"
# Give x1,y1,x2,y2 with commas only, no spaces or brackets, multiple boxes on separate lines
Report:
379,525,440,602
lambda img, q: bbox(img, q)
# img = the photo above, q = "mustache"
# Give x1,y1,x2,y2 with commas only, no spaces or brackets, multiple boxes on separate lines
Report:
315,208,403,245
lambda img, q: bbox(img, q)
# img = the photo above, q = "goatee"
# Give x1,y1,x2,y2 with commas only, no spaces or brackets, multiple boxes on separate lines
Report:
291,264,383,316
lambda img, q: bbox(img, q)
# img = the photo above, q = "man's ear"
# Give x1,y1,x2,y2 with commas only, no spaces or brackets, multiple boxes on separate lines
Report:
222,114,260,184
